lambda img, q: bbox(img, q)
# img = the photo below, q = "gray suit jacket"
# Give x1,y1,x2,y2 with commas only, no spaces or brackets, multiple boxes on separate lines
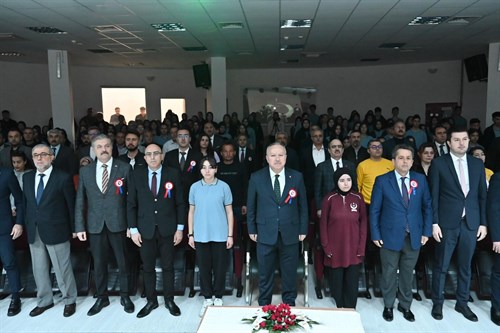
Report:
0,145,33,168
75,159,131,234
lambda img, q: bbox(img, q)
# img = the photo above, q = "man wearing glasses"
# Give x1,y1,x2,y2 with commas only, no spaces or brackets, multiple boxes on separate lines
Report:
23,144,77,317
127,144,185,318
75,134,134,316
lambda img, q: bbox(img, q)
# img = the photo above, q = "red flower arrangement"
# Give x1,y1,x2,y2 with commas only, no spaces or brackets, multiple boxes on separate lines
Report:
242,303,319,332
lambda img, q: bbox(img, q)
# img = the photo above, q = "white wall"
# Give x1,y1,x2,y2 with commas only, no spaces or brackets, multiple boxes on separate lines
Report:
0,59,488,128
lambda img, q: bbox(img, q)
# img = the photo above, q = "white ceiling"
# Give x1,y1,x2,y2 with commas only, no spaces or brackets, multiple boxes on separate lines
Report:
0,0,499,69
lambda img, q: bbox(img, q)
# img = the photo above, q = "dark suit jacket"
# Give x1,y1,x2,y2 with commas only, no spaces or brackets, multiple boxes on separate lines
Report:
53,145,78,176
488,173,500,242
163,148,202,204
314,158,356,208
247,167,308,245
0,167,23,235
127,166,185,239
23,167,75,245
211,135,225,152
299,145,329,199
370,171,432,251
429,154,487,230
239,147,256,175
343,146,369,167
75,159,131,234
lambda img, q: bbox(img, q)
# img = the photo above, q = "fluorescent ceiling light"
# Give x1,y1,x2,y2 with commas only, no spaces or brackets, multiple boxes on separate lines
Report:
280,19,312,28
151,23,186,32
408,16,449,25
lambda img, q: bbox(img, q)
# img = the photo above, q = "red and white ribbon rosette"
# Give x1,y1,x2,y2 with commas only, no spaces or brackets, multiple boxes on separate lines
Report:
187,160,196,172
410,180,418,195
114,178,124,195
285,188,297,204
164,181,174,198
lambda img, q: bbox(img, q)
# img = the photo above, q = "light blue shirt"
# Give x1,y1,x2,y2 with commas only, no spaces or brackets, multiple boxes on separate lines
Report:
148,166,161,195
189,178,232,242
394,170,411,199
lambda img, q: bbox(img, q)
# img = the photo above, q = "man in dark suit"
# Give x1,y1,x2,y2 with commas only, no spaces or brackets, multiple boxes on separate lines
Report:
315,138,356,218
247,142,308,306
300,128,329,204
75,134,134,316
429,127,487,322
489,173,500,326
433,126,449,157
203,121,224,152
127,143,185,318
236,133,256,175
47,129,78,175
343,130,369,167
275,132,299,171
23,144,77,317
163,128,202,206
0,166,24,316
370,144,432,322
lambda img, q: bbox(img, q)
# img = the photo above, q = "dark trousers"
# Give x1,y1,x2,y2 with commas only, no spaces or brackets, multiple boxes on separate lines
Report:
256,234,299,306
0,234,21,298
328,264,361,309
140,227,175,301
380,235,419,309
432,217,476,307
195,242,228,299
492,252,500,310
88,225,129,298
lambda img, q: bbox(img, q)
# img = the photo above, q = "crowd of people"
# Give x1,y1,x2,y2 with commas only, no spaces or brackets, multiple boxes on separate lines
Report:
0,105,499,327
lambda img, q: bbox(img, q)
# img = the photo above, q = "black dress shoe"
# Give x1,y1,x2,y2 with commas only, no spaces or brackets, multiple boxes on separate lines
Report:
63,303,76,317
431,304,443,320
137,301,159,318
29,303,54,317
382,307,393,322
397,304,415,322
121,296,135,313
165,299,181,316
87,298,110,316
454,304,478,322
315,286,323,299
7,299,21,317
236,285,243,298
491,307,500,326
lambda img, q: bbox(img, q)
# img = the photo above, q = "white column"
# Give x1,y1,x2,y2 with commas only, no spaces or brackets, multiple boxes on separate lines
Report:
486,42,500,122
207,57,227,121
47,50,75,143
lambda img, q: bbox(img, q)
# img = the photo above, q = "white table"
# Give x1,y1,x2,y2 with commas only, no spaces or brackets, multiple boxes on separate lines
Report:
197,306,365,333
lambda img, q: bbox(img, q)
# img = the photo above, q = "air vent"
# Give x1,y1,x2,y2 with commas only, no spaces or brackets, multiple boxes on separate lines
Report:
94,25,123,33
379,43,406,49
0,52,25,57
87,49,113,54
447,16,481,25
26,27,67,34
151,23,186,32
361,58,380,62
182,46,207,51
219,22,244,29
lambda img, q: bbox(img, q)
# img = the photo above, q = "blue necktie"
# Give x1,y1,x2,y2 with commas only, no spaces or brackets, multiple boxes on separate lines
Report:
36,174,45,205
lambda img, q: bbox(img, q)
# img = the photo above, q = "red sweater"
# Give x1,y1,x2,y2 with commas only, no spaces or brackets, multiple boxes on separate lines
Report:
319,192,367,268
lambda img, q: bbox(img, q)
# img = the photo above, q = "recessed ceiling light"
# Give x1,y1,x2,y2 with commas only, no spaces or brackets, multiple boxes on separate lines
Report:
151,23,186,32
219,22,244,29
280,44,305,51
280,19,312,28
408,16,449,25
26,26,67,34
0,52,24,56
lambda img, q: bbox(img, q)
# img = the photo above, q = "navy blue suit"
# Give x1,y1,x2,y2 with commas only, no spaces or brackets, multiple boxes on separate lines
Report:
370,170,432,309
0,167,24,296
247,167,308,305
488,173,500,311
429,154,487,307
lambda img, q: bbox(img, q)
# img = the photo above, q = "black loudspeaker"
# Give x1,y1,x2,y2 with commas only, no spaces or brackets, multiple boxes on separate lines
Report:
193,64,211,88
464,54,488,82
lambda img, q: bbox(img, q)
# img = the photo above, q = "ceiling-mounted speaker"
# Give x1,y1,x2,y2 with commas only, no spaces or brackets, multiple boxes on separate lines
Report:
193,64,211,89
464,54,488,82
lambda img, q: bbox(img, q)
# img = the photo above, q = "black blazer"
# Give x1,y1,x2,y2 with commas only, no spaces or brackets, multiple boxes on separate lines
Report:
314,158,356,208
299,145,329,199
23,167,75,245
0,167,23,235
53,145,78,175
163,149,203,204
127,166,185,239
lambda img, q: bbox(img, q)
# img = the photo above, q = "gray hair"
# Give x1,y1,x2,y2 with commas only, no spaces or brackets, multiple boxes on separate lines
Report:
91,134,111,147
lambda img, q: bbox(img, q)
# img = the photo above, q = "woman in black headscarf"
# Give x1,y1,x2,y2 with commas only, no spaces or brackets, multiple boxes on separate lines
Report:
319,167,367,309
